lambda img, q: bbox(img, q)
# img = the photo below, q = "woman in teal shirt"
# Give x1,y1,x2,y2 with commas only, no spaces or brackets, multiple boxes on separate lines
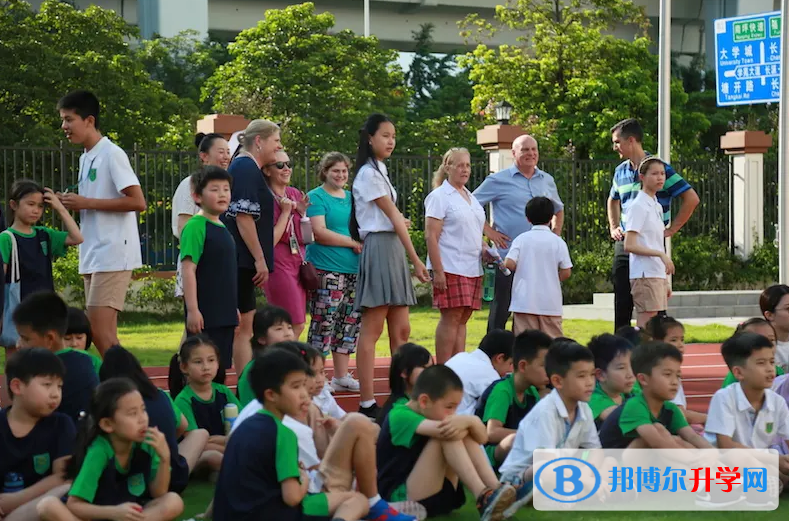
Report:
306,152,363,392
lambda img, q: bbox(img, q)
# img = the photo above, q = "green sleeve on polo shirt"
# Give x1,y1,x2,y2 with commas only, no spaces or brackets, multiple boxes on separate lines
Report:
179,216,207,264
589,384,618,420
617,395,654,437
272,414,301,482
664,402,689,433
40,227,68,258
389,403,426,447
483,378,513,424
69,436,114,501
0,231,11,264
237,360,255,408
174,387,198,431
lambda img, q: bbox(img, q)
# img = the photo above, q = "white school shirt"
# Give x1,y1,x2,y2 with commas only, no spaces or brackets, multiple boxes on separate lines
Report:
776,340,789,373
704,382,789,448
627,191,666,279
313,385,347,419
445,349,500,415
505,225,572,316
352,161,397,239
171,175,198,239
77,137,142,274
424,180,485,277
670,382,687,408
498,389,600,481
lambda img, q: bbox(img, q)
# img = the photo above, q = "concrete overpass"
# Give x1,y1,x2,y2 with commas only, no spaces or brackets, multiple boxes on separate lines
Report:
29,0,782,64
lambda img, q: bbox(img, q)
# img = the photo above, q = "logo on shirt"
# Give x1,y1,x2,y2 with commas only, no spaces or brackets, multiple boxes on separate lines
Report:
33,453,50,475
128,473,145,496
766,422,774,434
40,239,48,257
88,168,97,182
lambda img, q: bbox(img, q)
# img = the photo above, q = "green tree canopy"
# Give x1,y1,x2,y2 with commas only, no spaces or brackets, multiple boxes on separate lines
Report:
0,0,198,148
459,0,710,159
204,2,408,154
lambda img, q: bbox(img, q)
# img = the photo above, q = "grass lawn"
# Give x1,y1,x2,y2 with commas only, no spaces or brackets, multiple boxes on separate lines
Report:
5,307,735,369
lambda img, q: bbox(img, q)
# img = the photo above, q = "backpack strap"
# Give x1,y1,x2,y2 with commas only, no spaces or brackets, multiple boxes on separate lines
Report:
2,230,19,283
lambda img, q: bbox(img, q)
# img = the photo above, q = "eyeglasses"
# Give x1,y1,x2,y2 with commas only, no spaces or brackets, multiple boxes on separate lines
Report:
265,161,291,170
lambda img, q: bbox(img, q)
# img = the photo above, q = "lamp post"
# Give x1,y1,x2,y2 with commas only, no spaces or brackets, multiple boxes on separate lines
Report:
495,101,513,125
364,0,370,37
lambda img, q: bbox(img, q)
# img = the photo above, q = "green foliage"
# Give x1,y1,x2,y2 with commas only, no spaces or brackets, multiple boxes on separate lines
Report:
52,248,84,307
126,274,180,315
0,0,198,148
458,0,710,159
205,2,408,154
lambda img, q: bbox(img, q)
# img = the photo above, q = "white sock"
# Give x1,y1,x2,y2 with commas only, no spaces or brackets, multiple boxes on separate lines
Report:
360,399,376,408
368,494,382,507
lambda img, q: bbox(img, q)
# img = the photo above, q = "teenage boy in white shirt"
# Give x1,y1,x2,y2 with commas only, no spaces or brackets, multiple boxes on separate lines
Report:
445,329,514,415
504,196,572,338
57,90,146,355
623,157,674,328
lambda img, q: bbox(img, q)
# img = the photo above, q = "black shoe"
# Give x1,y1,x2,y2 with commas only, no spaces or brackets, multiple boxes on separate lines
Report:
359,402,380,419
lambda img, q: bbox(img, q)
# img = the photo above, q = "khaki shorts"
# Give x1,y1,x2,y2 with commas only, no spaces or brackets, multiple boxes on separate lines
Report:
83,271,133,311
630,278,668,313
513,313,563,338
318,459,355,492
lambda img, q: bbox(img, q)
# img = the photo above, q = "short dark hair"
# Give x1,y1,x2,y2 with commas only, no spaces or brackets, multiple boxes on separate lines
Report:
588,333,634,371
6,347,65,397
252,305,293,353
477,329,514,361
760,284,789,315
610,118,643,143
57,90,100,129
545,340,594,378
411,365,463,401
66,307,93,350
513,330,552,367
250,348,310,403
13,292,68,337
643,315,684,342
190,165,232,198
525,196,554,226
630,341,682,377
615,326,644,347
721,332,774,371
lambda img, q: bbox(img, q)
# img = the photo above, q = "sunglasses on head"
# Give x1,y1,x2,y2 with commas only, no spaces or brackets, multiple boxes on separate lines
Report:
265,161,291,170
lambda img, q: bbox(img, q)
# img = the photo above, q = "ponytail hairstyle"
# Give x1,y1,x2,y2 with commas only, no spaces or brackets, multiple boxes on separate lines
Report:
377,343,432,425
266,341,318,376
349,113,394,242
67,377,139,480
8,179,44,225
195,132,224,159
167,334,221,399
100,345,158,399
233,119,280,160
432,147,470,189
737,317,777,337
643,315,684,342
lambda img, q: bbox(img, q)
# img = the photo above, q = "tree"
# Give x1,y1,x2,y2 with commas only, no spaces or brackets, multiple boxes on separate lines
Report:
458,0,711,159
0,0,198,149
205,2,407,154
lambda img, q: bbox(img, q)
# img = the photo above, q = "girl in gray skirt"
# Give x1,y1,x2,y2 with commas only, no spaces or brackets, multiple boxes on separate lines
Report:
349,113,430,418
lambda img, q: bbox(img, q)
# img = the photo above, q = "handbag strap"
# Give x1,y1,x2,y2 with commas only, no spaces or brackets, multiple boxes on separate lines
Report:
2,230,20,283
287,217,307,263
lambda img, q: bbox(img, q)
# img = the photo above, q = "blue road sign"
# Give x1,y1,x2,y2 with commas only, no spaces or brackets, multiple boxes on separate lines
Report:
715,11,782,106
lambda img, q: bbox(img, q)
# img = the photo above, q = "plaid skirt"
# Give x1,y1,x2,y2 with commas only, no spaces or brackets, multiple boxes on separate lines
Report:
432,273,483,310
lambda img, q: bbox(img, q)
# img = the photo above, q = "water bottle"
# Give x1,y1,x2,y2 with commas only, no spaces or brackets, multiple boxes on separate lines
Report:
3,472,24,493
223,403,239,435
483,264,496,302
300,216,314,245
485,246,512,276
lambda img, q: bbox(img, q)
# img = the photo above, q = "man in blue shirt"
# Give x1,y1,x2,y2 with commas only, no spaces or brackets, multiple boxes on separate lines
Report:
607,119,699,331
473,135,564,332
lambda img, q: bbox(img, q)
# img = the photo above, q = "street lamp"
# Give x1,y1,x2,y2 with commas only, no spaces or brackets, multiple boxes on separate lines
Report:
495,101,513,125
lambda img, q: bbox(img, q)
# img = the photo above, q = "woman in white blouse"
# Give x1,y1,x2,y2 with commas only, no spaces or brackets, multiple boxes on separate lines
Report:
425,148,486,363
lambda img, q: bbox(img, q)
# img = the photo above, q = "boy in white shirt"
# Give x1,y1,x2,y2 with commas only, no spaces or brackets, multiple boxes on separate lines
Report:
445,329,514,415
504,197,572,338
623,157,674,327
56,90,146,356
498,341,601,515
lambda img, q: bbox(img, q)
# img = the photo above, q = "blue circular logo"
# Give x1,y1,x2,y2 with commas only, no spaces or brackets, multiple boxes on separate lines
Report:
534,457,602,503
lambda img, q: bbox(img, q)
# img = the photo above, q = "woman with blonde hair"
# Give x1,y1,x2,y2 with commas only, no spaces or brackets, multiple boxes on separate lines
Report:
424,147,486,363
221,119,283,374
305,152,363,391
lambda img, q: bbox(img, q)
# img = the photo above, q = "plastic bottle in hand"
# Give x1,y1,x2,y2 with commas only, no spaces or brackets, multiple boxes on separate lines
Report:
486,246,512,276
223,403,238,435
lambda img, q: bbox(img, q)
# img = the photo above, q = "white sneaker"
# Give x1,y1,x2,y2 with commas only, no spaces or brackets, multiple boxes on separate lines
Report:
332,373,360,392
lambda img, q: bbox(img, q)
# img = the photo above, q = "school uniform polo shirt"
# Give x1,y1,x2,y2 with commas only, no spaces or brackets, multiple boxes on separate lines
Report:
478,375,540,463
627,191,667,279
377,402,429,502
705,383,789,448
498,389,600,482
76,137,142,275
445,349,501,415
0,410,75,492
173,383,240,436
0,227,67,299
69,436,158,506
599,393,688,449
55,348,100,424
179,214,238,328
588,382,635,425
213,410,329,521
609,157,691,230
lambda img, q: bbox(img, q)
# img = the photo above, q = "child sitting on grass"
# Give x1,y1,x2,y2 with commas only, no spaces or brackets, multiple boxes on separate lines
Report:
588,333,637,427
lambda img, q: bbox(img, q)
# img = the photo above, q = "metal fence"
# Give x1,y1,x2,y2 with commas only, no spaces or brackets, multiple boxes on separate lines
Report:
0,143,746,269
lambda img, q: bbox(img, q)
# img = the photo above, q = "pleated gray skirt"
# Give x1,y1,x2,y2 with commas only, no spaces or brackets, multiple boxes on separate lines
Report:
354,231,417,310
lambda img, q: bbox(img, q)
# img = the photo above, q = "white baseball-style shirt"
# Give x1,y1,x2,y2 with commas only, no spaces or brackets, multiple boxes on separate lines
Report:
445,349,502,415
498,389,600,481
505,225,572,316
627,191,666,279
705,382,789,448
424,180,485,278
77,137,142,274
352,161,397,240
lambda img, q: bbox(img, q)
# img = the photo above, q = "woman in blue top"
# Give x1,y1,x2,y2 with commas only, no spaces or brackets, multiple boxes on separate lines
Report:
306,152,363,392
